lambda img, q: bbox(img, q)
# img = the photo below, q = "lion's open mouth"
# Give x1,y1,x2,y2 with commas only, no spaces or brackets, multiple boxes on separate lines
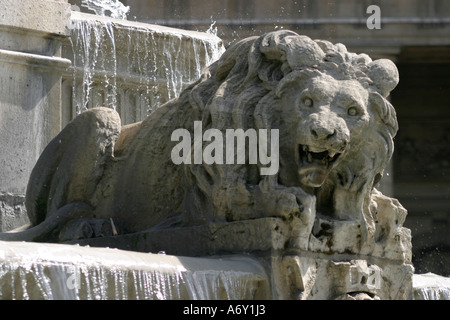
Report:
298,145,341,167
297,144,342,187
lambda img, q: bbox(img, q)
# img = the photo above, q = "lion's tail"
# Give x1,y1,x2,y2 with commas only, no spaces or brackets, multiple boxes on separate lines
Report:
0,202,92,242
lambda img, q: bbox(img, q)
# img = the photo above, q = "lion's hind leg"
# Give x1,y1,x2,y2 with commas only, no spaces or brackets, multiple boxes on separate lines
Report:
25,107,121,228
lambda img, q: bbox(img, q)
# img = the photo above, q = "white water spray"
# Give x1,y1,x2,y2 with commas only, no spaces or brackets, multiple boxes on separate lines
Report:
81,0,130,20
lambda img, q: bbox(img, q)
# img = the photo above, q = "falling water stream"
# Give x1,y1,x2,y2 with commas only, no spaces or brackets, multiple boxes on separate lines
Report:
68,3,224,117
413,273,450,300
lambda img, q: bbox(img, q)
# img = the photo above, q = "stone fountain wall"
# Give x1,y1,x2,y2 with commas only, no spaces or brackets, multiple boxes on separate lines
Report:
61,10,224,126
0,0,71,230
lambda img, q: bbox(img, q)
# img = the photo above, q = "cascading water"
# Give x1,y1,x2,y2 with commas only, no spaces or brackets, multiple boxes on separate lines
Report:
69,14,121,115
67,3,224,119
0,241,268,300
413,273,450,300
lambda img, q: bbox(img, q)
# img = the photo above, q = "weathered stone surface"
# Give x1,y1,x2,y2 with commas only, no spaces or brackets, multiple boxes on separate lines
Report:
277,256,413,300
0,193,29,232
0,0,70,36
0,0,72,229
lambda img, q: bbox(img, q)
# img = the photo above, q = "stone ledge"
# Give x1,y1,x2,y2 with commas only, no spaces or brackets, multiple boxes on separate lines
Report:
68,217,291,256
0,49,72,71
69,11,224,43
66,217,415,299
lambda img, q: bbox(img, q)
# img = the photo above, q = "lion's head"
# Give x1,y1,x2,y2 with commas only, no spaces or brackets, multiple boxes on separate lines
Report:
275,70,371,188
179,30,399,223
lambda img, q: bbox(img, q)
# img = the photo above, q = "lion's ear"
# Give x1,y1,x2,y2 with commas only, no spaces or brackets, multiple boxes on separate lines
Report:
368,59,399,97
259,30,325,72
369,92,398,138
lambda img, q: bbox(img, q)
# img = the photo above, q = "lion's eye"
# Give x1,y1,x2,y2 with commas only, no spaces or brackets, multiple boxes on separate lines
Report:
303,98,313,107
347,106,358,116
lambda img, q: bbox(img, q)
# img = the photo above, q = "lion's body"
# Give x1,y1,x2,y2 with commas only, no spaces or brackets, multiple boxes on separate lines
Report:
95,102,190,232
2,30,400,243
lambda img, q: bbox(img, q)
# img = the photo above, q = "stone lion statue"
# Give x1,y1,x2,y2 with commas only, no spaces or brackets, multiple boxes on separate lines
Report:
0,30,400,245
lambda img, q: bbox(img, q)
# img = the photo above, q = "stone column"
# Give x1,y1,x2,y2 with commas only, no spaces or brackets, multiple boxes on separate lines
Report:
0,0,72,230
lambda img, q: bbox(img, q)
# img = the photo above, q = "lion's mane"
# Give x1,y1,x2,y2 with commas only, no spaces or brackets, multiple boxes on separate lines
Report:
174,30,399,226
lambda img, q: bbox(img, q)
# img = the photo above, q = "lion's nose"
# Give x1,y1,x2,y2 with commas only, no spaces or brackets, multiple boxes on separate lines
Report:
311,127,336,140
310,121,349,152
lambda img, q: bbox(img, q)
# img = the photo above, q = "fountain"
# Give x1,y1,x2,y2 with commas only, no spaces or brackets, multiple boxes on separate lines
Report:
0,0,447,301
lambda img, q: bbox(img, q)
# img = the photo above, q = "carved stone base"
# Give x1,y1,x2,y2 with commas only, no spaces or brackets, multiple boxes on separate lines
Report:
68,217,414,299
275,255,413,299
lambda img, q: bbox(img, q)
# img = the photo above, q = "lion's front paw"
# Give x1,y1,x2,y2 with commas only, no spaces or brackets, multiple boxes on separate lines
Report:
256,183,316,250
273,189,303,219
279,187,316,225
257,180,316,223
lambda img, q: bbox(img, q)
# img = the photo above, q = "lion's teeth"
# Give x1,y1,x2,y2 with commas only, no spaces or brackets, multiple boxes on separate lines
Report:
303,145,308,152
307,153,312,163
329,151,336,158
